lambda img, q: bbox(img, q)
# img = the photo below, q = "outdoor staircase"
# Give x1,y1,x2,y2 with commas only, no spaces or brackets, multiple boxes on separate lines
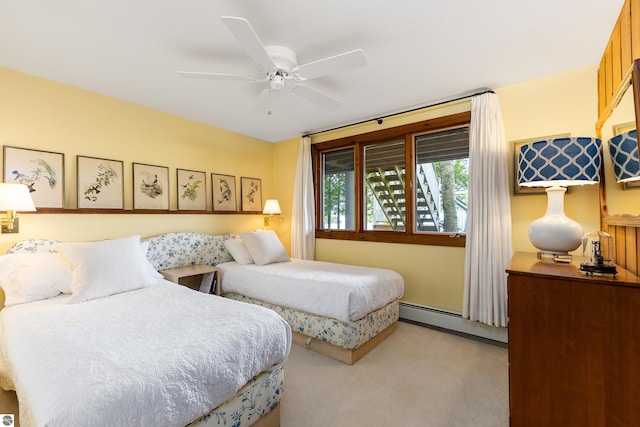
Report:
365,164,441,231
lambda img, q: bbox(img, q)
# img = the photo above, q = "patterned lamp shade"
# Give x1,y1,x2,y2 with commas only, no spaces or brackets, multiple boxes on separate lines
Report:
608,130,640,183
517,137,601,187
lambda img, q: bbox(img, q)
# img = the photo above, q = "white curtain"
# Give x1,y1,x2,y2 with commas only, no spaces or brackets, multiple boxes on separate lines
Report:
462,92,513,327
291,135,315,259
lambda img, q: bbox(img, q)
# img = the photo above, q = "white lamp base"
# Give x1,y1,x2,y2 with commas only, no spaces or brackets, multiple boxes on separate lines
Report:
528,185,583,255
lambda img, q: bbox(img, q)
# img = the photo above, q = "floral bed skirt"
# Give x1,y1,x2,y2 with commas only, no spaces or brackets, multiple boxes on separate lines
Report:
223,293,399,350
186,367,283,427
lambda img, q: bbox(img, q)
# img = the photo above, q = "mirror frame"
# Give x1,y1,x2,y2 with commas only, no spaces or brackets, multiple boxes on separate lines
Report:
597,58,640,219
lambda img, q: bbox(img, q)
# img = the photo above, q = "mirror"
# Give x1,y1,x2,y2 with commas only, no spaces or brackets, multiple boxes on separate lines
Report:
601,74,640,216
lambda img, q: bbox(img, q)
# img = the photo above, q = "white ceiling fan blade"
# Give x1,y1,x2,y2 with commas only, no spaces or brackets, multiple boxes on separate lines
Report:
291,85,342,109
221,16,276,72
293,49,367,80
178,71,261,81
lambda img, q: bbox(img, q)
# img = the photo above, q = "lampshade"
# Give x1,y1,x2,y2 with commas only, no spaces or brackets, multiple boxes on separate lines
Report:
608,129,640,183
517,137,601,187
263,199,282,215
0,183,37,211
516,137,601,256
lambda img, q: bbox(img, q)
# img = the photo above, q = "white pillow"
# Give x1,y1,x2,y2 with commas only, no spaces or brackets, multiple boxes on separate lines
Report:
140,240,164,281
224,238,254,265
239,230,290,266
58,235,160,303
0,253,72,306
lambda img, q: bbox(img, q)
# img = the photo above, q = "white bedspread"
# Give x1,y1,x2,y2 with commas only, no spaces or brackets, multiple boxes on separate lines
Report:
218,259,404,323
0,282,291,427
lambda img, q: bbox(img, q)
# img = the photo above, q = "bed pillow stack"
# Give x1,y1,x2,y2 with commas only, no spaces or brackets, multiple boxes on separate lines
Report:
0,235,163,306
0,252,72,306
225,230,290,266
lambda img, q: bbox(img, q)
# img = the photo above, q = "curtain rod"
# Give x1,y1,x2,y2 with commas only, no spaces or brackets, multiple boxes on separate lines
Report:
302,89,495,138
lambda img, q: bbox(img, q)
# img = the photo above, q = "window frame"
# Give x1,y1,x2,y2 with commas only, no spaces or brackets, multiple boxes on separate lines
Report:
312,111,470,247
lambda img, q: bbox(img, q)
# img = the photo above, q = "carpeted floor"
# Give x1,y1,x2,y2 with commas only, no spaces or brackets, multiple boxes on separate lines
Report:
281,320,509,427
0,320,509,427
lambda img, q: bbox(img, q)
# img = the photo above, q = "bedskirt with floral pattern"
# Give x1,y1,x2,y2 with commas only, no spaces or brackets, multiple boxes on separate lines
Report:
186,367,283,427
222,293,399,350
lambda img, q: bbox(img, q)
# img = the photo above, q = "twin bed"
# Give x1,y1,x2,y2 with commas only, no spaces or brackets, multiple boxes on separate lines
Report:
0,231,404,425
0,235,290,427
218,230,404,364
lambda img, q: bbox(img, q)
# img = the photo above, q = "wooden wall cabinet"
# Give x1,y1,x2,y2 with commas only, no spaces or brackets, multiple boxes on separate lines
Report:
507,252,640,426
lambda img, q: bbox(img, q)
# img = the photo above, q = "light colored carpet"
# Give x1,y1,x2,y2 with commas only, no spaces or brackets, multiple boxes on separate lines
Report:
281,320,509,427
0,321,508,427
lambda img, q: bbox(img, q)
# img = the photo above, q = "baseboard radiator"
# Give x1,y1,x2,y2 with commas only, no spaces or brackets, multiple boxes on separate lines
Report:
399,302,508,344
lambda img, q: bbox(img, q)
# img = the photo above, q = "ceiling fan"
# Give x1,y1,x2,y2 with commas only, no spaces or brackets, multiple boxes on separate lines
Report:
179,16,367,110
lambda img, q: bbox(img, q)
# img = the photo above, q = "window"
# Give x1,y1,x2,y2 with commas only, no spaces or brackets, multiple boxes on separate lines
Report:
313,111,470,247
321,148,355,230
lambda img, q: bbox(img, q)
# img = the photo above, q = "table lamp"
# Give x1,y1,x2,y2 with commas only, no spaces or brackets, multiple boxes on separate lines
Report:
608,129,640,183
0,183,37,233
517,137,601,257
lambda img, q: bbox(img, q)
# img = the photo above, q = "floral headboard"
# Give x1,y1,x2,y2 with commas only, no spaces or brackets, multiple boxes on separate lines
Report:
7,232,235,271
143,232,235,270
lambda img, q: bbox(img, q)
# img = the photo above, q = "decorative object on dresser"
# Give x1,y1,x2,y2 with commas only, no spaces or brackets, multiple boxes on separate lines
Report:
507,252,640,426
578,230,617,276
3,145,65,208
516,137,601,258
0,183,36,233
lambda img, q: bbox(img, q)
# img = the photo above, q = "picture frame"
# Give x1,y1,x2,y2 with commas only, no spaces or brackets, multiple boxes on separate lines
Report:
612,122,640,190
512,134,571,195
3,146,65,208
133,162,169,210
240,176,262,212
77,156,124,209
177,168,207,211
211,173,237,212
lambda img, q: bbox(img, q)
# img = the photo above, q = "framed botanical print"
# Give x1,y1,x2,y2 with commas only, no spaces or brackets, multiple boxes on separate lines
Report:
177,168,206,211
3,146,65,208
212,173,237,212
133,162,169,210
512,133,570,195
240,176,262,212
77,156,124,209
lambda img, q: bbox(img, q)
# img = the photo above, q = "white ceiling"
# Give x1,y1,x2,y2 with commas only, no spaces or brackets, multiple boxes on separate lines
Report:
0,0,625,142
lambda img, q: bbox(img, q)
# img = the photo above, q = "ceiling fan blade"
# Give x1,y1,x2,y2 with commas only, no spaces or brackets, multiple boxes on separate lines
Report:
293,49,367,80
221,16,276,72
178,71,260,81
291,85,342,109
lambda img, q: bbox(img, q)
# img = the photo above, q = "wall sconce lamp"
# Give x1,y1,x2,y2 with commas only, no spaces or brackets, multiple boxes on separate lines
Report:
263,199,283,226
0,183,37,233
517,137,601,260
608,129,640,183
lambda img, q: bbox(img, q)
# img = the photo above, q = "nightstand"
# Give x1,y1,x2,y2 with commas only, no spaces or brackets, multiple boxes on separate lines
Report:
160,264,220,295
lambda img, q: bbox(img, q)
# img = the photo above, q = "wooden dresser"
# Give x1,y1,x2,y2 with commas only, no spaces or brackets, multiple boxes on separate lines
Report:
507,252,640,426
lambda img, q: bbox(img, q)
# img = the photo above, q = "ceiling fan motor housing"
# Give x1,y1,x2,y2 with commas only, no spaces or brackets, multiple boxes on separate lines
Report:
265,45,298,75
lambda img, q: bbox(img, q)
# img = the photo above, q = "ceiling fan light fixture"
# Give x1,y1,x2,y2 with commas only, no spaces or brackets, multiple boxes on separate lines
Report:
270,73,286,90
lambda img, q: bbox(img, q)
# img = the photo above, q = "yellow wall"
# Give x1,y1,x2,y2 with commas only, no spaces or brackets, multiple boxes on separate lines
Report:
0,67,274,253
2,65,605,314
273,66,602,313
499,65,601,253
